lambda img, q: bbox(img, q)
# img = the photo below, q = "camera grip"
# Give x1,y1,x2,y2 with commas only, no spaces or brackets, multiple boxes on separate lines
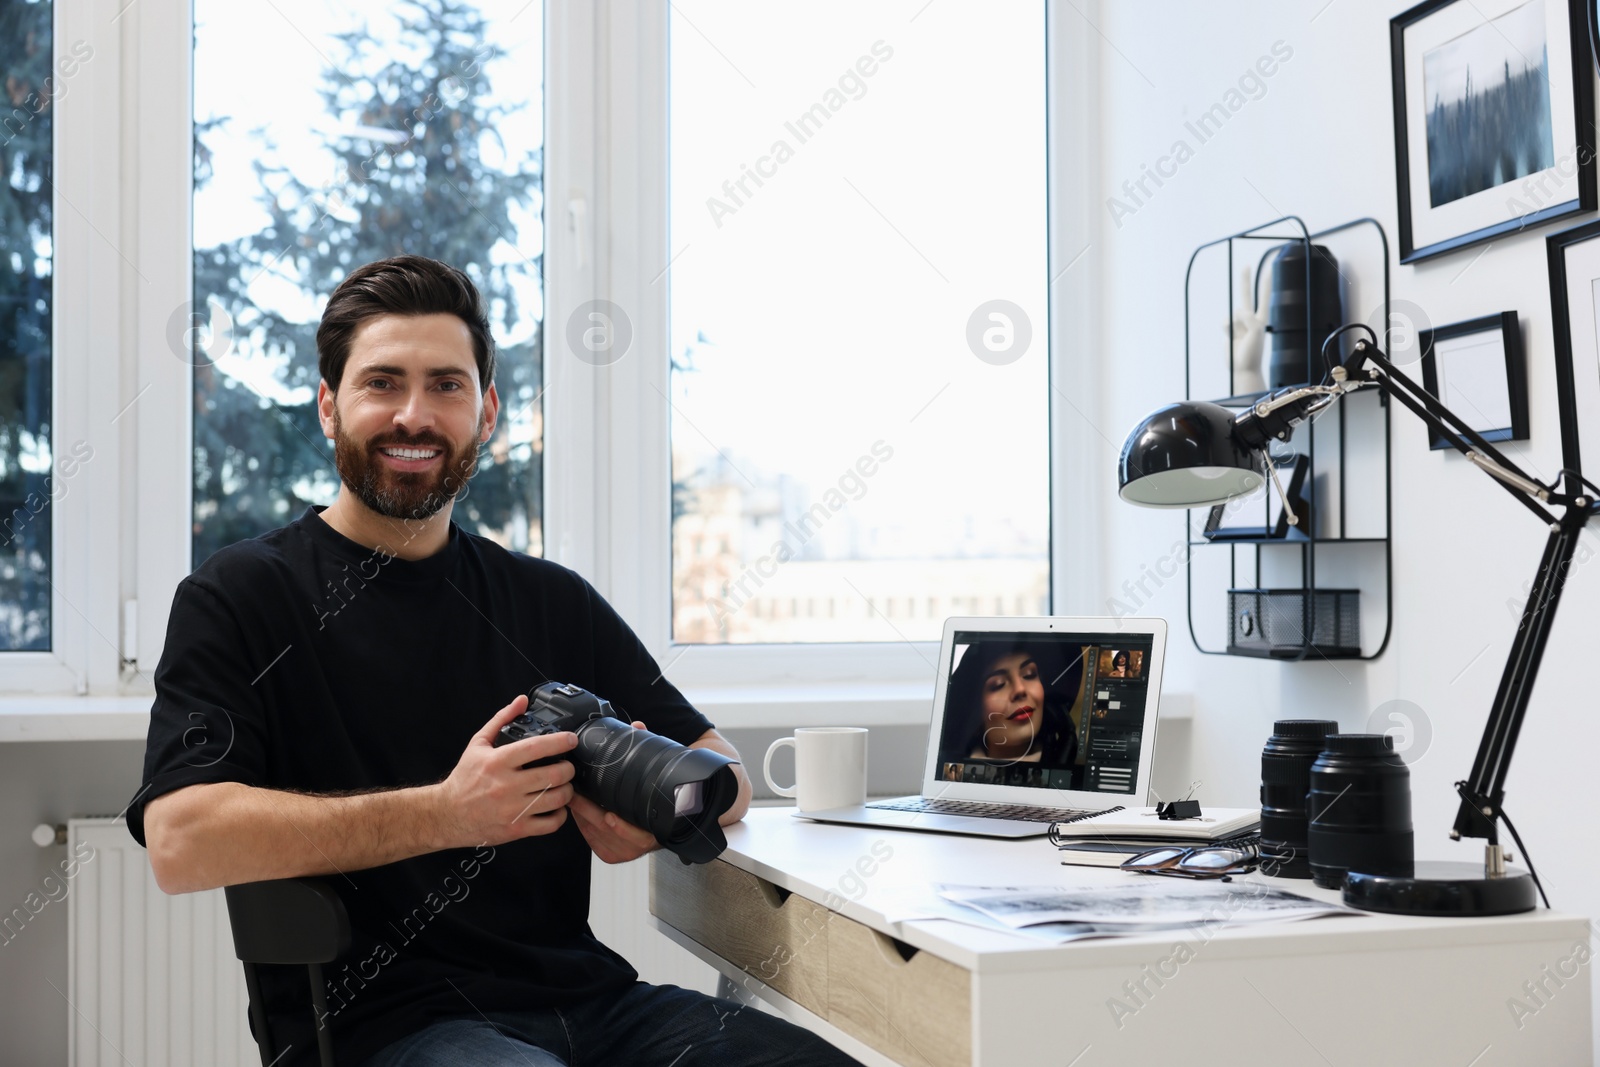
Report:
494,722,563,770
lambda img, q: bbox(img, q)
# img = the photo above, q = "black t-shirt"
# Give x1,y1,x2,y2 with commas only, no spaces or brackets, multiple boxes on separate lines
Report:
127,505,714,1066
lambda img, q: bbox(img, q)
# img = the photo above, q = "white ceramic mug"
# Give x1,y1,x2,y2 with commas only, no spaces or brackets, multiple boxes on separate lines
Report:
763,727,868,813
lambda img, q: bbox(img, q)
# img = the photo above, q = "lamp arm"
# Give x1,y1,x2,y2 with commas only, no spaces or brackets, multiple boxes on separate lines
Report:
1235,384,1351,448
1243,338,1559,512
1344,341,1537,478
1333,336,1600,850
1344,341,1560,526
1452,500,1593,843
1461,452,1560,501
1344,337,1600,844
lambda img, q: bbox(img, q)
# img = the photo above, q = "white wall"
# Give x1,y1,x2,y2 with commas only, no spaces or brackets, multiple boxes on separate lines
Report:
1087,0,1600,1053
0,742,147,1067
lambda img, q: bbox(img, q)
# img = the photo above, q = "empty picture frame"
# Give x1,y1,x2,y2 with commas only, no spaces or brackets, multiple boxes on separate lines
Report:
1418,312,1529,451
1391,0,1597,263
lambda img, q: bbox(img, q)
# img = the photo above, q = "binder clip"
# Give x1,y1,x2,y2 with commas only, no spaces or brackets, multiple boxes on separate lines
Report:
1156,781,1202,820
1156,800,1202,820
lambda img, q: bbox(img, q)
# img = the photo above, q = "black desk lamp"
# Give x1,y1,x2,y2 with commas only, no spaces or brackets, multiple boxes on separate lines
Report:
1118,323,1599,916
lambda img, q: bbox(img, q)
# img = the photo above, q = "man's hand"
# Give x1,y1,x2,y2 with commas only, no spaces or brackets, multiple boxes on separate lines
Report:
570,720,661,864
433,694,579,850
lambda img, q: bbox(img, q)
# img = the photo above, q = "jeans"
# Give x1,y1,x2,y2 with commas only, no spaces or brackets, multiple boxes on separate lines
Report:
358,980,863,1067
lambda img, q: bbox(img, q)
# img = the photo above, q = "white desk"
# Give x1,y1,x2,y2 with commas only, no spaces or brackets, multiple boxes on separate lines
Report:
650,807,1592,1067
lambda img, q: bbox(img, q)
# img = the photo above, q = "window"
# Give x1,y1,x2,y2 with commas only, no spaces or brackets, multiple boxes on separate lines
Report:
190,0,545,567
1,4,1075,697
668,1,1050,645
0,0,57,650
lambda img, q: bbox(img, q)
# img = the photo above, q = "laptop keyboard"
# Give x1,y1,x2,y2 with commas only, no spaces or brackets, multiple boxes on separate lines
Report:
867,796,1097,824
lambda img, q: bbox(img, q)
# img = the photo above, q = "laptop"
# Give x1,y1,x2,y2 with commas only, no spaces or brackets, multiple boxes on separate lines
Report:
797,616,1167,838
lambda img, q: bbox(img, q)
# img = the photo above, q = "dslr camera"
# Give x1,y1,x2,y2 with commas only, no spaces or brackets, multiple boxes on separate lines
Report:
494,681,740,864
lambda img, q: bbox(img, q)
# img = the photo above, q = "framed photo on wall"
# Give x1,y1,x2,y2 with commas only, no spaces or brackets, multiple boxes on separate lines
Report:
1391,0,1597,263
1546,220,1600,481
1417,313,1529,450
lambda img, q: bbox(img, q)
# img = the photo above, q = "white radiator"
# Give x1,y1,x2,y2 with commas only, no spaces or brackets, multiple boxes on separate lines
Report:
64,818,712,1066
66,818,254,1067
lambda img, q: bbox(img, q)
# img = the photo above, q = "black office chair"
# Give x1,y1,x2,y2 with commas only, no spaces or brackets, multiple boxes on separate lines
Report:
224,878,351,1067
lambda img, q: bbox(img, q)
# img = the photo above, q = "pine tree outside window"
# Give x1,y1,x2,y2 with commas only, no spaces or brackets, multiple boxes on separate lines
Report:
190,0,544,566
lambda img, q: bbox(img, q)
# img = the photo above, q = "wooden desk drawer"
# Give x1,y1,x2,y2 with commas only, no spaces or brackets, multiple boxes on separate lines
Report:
652,853,834,1006
652,857,971,1067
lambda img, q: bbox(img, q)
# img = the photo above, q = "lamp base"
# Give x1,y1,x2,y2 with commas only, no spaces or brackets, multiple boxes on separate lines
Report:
1343,861,1537,916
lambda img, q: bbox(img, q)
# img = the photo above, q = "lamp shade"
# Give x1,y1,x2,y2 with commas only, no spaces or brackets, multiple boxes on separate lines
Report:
1118,401,1264,507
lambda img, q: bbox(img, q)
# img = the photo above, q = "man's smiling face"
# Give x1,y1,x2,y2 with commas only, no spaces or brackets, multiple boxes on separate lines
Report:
318,312,499,522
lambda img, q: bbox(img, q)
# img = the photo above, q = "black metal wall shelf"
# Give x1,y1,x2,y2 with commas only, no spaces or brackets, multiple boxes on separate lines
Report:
1183,216,1394,661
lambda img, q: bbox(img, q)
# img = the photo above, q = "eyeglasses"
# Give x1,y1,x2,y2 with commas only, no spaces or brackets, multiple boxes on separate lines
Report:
1120,839,1260,879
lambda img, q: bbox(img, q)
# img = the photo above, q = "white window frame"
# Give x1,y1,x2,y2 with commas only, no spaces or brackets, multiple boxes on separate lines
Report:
5,0,130,696
555,4,1097,724
131,0,194,699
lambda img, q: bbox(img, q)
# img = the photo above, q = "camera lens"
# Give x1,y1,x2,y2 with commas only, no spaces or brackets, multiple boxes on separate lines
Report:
573,715,739,864
1266,242,1343,388
497,681,741,864
1307,733,1413,890
1259,719,1338,878
673,781,705,818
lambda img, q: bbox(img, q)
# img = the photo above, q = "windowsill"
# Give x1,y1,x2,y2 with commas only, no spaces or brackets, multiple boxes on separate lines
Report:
683,682,935,730
0,690,1195,742
0,696,152,742
683,685,1194,729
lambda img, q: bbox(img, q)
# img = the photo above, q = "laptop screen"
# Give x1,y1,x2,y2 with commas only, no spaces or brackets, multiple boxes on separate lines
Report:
933,630,1155,796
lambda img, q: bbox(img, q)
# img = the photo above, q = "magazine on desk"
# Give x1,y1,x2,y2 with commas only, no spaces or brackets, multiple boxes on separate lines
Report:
934,881,1346,928
870,875,1349,944
867,885,1259,945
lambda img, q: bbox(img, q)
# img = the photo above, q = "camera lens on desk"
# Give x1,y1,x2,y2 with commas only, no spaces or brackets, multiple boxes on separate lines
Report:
1260,719,1339,878
1266,242,1343,388
1307,733,1414,890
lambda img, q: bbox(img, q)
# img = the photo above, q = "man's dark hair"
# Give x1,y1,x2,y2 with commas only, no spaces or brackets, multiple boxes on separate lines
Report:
316,255,495,394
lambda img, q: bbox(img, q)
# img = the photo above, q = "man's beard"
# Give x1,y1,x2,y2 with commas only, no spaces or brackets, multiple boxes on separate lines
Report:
332,407,484,522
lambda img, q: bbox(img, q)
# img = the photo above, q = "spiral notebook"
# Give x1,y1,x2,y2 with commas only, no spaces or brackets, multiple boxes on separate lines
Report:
1054,806,1262,841
797,616,1168,839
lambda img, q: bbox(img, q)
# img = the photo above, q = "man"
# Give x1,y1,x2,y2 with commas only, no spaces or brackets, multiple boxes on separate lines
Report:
129,256,858,1067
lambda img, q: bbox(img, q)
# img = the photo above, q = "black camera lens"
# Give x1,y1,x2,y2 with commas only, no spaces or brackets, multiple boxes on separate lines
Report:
496,681,740,865
1266,242,1344,388
1259,719,1338,878
1307,733,1413,890
572,715,740,864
